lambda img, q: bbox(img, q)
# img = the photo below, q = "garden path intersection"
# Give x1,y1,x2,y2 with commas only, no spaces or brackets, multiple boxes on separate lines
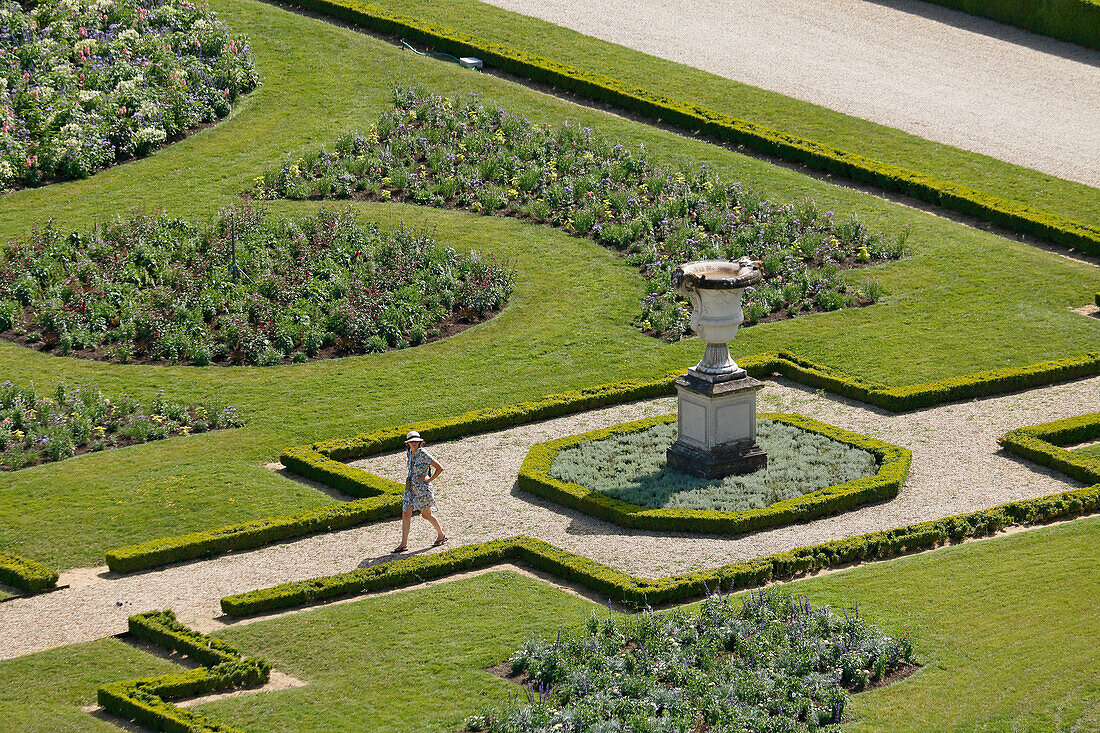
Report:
2,375,1096,661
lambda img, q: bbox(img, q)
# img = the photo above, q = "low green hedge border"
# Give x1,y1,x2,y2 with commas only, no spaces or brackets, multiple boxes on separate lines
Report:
758,350,1100,413
999,412,1100,486
1094,291,1099,307
221,479,1100,616
518,412,910,534
0,550,59,594
922,0,1100,51
105,373,678,573
106,350,1100,574
98,610,270,733
278,0,1100,254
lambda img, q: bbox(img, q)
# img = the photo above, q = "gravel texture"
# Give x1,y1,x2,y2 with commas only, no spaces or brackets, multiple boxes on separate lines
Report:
476,0,1100,187
0,376,1096,661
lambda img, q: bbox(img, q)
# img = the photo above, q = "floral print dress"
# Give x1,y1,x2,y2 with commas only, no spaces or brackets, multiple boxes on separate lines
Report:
404,447,437,513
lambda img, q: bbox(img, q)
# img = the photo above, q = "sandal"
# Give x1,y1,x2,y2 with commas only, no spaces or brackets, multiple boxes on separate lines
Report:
392,544,407,554
433,536,448,547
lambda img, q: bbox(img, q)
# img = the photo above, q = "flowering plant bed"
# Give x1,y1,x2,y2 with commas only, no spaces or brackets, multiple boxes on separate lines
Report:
466,588,915,732
0,205,514,365
0,0,259,189
0,380,242,471
253,87,906,340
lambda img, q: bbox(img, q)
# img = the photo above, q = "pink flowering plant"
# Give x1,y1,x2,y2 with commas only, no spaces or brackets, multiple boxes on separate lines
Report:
0,381,243,470
0,0,258,188
254,87,906,340
0,204,514,365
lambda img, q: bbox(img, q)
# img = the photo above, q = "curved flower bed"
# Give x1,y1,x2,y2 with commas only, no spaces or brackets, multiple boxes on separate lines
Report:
0,206,515,365
254,87,906,339
0,380,242,470
0,0,259,189
467,589,915,732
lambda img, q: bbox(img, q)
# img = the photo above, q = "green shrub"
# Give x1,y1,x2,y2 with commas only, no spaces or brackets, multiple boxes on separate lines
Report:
129,610,244,668
0,550,59,594
918,0,1100,50
998,412,1100,486
98,611,270,733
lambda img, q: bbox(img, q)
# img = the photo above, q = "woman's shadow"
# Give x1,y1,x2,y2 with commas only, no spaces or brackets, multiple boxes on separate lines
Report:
357,545,435,569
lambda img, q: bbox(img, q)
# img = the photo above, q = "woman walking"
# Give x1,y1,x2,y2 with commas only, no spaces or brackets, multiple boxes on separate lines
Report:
393,430,446,553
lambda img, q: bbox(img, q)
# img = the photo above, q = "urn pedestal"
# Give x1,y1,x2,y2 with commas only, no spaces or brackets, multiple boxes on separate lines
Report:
665,258,768,479
665,374,767,478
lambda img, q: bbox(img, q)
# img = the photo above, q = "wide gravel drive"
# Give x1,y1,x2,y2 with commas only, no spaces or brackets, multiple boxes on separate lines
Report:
479,0,1100,187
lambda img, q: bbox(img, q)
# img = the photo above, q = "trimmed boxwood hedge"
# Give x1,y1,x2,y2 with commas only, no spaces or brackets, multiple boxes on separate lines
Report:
998,412,1100,486
0,550,59,594
221,479,1100,616
106,351,1100,573
922,0,1100,51
758,350,1100,412
277,0,1100,254
518,412,910,534
98,610,270,733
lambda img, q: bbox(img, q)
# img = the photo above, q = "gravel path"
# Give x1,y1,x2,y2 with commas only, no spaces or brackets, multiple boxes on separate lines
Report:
476,0,1100,187
1,376,1096,661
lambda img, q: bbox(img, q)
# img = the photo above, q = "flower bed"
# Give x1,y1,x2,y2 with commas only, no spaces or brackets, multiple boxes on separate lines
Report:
466,589,914,732
0,205,515,365
521,412,908,535
0,0,259,189
253,87,906,340
0,380,242,470
551,417,876,511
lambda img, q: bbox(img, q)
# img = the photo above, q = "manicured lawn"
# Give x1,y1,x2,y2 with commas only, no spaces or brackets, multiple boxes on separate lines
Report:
2,518,1094,731
367,0,1100,228
0,0,1095,572
1073,443,1100,463
186,516,1099,732
0,637,182,732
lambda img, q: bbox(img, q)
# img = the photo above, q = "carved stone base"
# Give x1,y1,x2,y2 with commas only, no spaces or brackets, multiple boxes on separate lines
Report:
666,439,768,479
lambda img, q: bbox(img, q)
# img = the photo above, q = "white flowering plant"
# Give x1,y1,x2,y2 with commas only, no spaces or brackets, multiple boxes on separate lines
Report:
0,0,258,188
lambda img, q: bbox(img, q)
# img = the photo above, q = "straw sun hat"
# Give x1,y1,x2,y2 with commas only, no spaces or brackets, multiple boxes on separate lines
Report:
404,430,424,445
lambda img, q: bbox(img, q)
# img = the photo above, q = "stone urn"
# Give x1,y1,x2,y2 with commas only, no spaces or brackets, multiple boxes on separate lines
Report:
666,257,768,478
671,257,762,382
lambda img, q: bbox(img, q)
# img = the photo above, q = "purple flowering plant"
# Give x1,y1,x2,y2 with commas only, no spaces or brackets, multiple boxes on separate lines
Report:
0,204,515,365
0,380,243,470
0,0,259,188
254,87,907,340
466,588,915,732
